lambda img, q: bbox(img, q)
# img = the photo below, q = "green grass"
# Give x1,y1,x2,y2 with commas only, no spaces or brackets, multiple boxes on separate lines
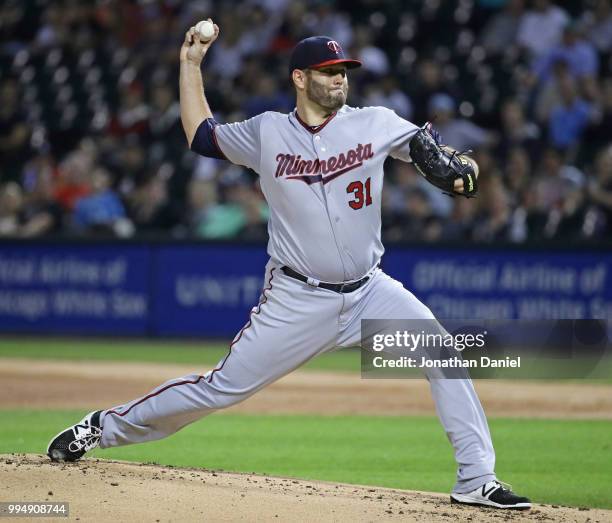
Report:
0,338,361,372
1,410,610,509
1,338,610,507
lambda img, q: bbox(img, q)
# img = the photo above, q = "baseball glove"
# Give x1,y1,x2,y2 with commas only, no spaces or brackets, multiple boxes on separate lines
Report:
409,124,478,198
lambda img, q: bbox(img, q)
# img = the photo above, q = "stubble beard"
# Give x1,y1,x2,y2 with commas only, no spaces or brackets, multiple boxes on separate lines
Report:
305,75,347,112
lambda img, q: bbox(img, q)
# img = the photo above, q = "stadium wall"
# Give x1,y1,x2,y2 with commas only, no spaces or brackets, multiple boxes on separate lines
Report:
0,240,610,337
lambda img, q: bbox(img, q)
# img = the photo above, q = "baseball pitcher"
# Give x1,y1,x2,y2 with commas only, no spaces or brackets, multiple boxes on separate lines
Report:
47,21,530,510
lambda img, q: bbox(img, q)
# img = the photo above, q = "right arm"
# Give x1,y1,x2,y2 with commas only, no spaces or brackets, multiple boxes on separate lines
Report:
179,19,219,147
181,21,264,170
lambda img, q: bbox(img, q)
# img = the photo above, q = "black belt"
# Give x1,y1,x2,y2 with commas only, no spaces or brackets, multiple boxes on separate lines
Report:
281,266,372,294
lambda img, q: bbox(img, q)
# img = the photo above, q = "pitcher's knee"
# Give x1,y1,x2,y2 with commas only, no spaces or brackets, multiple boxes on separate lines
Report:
208,390,253,409
202,378,262,410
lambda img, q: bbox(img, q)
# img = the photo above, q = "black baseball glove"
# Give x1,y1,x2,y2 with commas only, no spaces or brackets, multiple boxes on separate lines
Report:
409,124,478,198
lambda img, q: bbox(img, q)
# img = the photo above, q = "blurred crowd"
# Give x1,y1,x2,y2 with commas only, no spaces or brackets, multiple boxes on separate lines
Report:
1,0,612,244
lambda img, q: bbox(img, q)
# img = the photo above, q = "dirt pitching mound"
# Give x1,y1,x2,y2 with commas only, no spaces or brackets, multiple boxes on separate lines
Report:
2,454,608,522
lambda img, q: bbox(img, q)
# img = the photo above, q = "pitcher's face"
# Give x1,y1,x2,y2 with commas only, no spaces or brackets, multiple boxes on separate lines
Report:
304,65,348,111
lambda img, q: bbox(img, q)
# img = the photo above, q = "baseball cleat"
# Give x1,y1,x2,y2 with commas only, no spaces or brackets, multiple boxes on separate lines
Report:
47,410,103,462
450,480,531,509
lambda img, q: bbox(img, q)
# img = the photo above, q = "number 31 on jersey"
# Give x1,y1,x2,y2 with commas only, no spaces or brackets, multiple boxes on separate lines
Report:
346,177,372,209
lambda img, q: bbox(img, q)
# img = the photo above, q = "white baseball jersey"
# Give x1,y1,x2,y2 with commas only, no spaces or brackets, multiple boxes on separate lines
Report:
213,106,419,282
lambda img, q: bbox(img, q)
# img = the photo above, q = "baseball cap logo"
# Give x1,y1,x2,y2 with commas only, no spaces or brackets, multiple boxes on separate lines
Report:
327,40,342,54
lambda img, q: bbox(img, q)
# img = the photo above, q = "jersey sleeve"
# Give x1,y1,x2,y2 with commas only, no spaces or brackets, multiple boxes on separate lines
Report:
190,118,225,160
213,113,266,172
383,108,420,163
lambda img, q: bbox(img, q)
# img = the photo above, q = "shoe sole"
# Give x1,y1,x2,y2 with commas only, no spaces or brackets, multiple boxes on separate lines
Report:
46,437,73,462
450,495,532,510
46,427,80,462
46,411,100,462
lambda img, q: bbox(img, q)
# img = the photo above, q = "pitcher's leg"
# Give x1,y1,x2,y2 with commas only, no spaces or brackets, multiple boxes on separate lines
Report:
100,266,342,448
429,378,495,493
99,370,245,448
338,270,496,493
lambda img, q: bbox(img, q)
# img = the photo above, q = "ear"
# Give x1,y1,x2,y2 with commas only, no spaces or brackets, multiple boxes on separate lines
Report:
292,69,307,90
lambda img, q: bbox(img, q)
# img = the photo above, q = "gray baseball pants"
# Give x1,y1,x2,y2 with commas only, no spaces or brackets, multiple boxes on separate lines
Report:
99,260,496,494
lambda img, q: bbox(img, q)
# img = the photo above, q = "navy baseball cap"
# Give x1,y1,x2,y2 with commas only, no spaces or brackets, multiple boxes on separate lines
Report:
289,36,361,75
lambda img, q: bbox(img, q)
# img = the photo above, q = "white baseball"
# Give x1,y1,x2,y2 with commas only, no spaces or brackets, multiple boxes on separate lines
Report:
195,20,215,41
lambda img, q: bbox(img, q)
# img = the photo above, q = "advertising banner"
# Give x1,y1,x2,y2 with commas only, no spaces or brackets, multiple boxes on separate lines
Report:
153,244,269,336
0,244,150,334
383,248,612,320
1,242,610,337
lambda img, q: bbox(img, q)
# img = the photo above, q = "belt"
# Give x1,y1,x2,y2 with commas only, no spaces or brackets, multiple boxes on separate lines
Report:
281,266,372,294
